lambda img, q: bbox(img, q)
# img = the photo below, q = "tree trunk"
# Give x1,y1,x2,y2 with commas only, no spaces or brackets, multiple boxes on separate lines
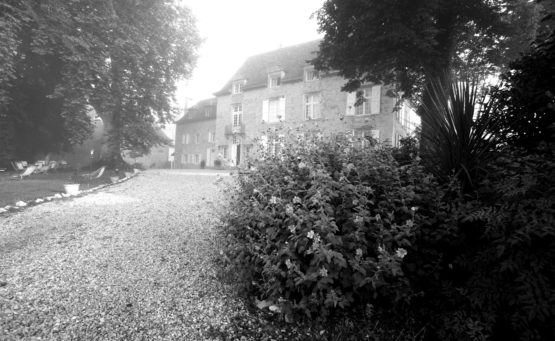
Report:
95,57,125,169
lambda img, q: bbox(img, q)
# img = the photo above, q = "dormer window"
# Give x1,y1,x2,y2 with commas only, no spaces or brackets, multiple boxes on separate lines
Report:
232,80,245,94
268,72,282,88
304,68,319,82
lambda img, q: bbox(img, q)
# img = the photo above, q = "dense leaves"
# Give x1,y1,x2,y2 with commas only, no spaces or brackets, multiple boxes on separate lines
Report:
219,129,555,340
218,131,435,321
313,0,538,100
491,21,555,152
0,0,200,166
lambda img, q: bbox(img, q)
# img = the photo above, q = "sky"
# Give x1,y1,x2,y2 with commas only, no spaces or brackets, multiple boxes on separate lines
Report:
174,0,326,116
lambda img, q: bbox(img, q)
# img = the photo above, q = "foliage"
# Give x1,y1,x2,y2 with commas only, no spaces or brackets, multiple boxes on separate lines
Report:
392,134,420,166
418,76,503,190
404,149,555,340
312,0,539,101
0,0,200,165
490,19,555,152
218,131,437,321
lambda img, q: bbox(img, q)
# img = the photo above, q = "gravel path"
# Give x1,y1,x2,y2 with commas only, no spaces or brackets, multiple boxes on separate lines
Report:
0,170,243,340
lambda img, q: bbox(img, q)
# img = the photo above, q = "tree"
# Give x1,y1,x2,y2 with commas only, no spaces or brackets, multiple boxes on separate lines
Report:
0,0,200,167
491,11,555,153
312,0,538,101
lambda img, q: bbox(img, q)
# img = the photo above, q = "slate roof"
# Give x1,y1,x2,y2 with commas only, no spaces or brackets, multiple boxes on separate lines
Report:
175,98,217,124
214,40,321,96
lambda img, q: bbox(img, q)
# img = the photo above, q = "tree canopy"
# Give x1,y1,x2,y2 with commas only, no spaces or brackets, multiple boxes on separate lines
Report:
312,0,539,101
0,0,200,166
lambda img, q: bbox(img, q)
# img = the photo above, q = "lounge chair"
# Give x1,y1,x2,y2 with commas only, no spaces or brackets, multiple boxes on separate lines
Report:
11,165,37,180
10,161,26,171
81,166,106,180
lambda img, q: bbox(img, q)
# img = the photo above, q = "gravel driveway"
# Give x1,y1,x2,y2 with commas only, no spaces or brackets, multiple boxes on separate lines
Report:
0,170,243,340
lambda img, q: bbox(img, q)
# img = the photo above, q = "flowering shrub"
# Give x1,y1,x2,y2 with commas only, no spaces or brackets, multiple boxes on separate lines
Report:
219,131,435,320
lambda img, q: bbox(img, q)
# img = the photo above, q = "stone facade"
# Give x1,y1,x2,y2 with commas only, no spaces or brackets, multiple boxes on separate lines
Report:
174,98,217,168
212,41,416,166
176,40,418,168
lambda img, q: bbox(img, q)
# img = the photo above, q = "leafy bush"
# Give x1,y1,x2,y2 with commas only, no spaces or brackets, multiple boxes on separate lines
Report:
491,25,555,152
404,149,555,340
218,131,435,321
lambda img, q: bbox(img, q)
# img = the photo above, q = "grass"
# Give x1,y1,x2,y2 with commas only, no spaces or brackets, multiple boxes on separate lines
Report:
0,170,114,207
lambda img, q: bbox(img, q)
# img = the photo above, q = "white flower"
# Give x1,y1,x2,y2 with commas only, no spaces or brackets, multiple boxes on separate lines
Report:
405,219,414,228
375,213,381,221
293,196,302,204
395,248,407,259
319,267,328,277
356,248,363,258
411,206,418,212
269,196,278,205
285,204,294,215
288,225,296,233
378,245,384,253
298,162,307,169
307,230,315,239
354,216,364,224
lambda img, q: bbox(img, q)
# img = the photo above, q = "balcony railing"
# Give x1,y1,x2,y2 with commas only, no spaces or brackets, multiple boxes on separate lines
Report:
225,124,245,135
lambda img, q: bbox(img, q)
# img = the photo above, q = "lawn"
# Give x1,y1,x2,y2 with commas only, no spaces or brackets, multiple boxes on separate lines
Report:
0,170,113,207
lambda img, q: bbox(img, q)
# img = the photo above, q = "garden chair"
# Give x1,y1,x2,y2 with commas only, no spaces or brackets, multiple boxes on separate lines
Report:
81,166,106,180
11,165,37,180
10,161,26,171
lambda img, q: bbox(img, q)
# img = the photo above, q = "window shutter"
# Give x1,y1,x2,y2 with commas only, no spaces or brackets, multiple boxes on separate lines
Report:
346,92,356,116
371,85,381,114
262,99,269,122
279,96,286,121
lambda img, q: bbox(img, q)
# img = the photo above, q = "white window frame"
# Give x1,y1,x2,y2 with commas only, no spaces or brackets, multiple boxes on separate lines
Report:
304,93,321,120
208,131,215,143
232,80,244,94
304,68,319,82
195,133,200,144
185,133,190,144
262,97,286,123
268,72,282,88
346,85,381,116
231,103,243,127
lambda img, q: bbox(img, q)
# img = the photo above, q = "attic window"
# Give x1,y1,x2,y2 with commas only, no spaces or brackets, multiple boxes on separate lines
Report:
232,80,245,94
268,72,282,88
304,68,319,82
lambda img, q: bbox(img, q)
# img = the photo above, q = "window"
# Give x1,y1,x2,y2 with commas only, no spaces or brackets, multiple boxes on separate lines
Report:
268,72,282,88
394,132,402,147
370,129,380,141
182,154,187,164
346,85,381,116
232,80,244,94
221,146,228,159
181,134,186,144
231,104,242,127
194,154,200,164
185,133,190,144
262,97,285,123
208,131,215,143
195,133,200,144
304,68,319,82
204,108,211,117
354,130,374,148
260,134,284,156
304,93,321,120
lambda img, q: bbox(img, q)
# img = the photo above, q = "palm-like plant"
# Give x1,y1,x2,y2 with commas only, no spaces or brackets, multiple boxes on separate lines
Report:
419,75,502,191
